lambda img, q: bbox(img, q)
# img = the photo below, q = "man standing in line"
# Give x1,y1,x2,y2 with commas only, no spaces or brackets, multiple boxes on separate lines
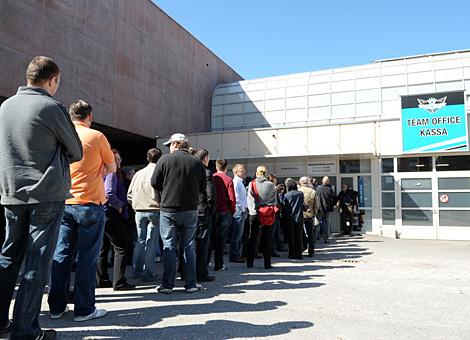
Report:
127,148,162,281
229,164,248,263
316,176,336,243
298,176,320,257
212,159,236,271
195,149,217,282
337,184,358,236
151,133,206,293
0,56,83,339
48,100,114,322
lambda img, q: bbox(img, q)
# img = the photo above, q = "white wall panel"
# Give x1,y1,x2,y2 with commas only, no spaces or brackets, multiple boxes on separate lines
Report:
265,79,287,89
308,94,330,107
381,86,406,100
249,130,277,156
381,74,407,87
247,82,266,91
340,123,375,154
222,132,249,158
356,77,380,90
286,85,308,97
264,110,286,124
308,106,331,120
277,128,308,155
356,66,380,78
332,91,355,105
286,96,307,109
307,126,340,155
331,79,355,92
332,71,355,81
308,82,331,95
244,112,267,125
265,88,285,100
265,98,285,111
381,64,406,75
245,90,265,101
194,134,222,158
407,71,434,85
356,89,380,103
331,104,355,117
433,59,461,70
435,81,464,92
381,100,400,116
406,61,433,73
309,73,331,84
435,68,463,82
285,109,307,122
408,83,435,95
356,102,381,116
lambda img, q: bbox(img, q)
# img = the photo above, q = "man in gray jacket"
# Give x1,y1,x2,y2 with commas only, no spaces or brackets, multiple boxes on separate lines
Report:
0,56,82,340
246,165,277,269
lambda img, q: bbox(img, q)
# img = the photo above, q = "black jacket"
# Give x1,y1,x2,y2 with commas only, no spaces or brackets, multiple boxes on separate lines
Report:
283,190,305,224
317,184,336,212
198,167,217,217
151,149,206,212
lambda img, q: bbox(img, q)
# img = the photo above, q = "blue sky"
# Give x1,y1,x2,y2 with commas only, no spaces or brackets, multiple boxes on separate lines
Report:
154,1,469,79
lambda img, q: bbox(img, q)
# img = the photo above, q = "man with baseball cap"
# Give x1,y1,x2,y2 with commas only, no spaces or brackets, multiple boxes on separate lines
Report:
151,133,207,294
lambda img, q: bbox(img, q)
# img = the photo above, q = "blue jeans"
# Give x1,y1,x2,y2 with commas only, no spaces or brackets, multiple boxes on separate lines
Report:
320,212,331,241
229,209,247,260
0,201,64,339
132,211,160,279
160,210,198,289
48,204,105,317
214,212,233,270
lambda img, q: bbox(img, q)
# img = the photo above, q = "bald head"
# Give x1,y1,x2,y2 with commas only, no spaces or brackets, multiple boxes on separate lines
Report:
299,176,308,186
322,176,330,185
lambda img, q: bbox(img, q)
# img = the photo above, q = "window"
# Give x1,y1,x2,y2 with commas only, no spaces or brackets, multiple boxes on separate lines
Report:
438,178,470,190
436,156,470,171
382,209,396,225
340,160,371,173
397,157,432,172
381,176,395,190
381,158,394,173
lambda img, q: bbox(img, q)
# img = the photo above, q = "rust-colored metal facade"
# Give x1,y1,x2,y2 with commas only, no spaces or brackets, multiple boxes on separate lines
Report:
0,0,242,139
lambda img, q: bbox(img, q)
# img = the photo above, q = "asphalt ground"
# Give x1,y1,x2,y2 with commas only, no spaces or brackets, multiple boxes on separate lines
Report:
3,234,470,339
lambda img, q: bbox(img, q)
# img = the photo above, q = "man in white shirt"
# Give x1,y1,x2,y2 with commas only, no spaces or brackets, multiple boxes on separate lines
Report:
229,164,248,263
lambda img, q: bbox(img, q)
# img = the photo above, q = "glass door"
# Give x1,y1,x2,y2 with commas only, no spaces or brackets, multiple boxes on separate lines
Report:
339,175,372,233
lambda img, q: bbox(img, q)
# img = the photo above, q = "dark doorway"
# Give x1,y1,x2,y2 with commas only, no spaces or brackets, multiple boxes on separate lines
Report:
92,123,155,167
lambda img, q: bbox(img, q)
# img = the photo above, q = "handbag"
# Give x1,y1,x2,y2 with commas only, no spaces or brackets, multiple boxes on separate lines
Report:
251,180,278,226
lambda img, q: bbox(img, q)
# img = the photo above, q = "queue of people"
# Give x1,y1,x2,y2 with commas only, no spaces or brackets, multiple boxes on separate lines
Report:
0,56,355,340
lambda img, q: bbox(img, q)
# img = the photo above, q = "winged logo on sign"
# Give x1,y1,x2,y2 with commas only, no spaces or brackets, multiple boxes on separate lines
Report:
417,96,447,113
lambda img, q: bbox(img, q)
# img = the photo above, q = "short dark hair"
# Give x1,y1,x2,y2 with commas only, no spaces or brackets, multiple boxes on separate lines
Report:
195,149,209,162
188,147,197,155
69,100,92,121
147,148,162,163
215,158,228,171
26,56,60,84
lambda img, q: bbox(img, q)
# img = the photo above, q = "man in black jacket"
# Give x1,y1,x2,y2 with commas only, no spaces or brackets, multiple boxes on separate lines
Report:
316,176,336,243
195,149,217,282
151,133,206,294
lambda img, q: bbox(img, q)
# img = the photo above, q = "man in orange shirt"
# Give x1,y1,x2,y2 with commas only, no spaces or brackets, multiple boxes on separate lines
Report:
48,100,115,322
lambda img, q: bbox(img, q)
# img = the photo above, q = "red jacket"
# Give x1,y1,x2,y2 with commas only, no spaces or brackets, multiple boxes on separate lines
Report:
213,171,236,214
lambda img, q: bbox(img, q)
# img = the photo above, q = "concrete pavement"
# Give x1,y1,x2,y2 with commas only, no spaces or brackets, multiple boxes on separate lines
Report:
4,234,470,339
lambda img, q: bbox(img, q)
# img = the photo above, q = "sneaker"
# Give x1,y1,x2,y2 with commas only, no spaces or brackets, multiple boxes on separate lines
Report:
185,284,203,293
0,320,11,334
74,309,107,322
197,275,215,282
50,306,70,319
229,257,245,263
36,329,57,339
157,286,173,294
113,283,136,291
214,265,227,271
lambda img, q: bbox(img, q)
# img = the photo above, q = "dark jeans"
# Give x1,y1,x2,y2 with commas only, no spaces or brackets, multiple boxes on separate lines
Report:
196,215,212,280
288,220,304,259
160,210,198,289
246,215,272,269
0,203,5,246
0,201,64,340
271,214,283,252
304,218,315,254
96,209,129,288
214,212,233,270
229,209,247,260
48,204,105,317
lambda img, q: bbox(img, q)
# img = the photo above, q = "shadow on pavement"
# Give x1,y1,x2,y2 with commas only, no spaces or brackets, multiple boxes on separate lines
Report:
56,319,314,340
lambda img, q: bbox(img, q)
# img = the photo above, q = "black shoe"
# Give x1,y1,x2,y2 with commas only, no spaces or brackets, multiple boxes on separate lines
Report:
271,252,281,257
113,283,136,291
264,265,273,270
229,257,245,263
96,280,112,288
198,275,215,282
247,264,254,268
255,255,262,259
37,329,57,340
0,320,11,334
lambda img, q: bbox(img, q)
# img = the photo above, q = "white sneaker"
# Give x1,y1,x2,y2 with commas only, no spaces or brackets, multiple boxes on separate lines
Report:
74,309,107,322
185,284,203,293
50,306,70,319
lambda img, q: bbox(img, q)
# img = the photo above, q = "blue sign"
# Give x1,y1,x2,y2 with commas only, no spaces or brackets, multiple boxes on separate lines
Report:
401,91,468,153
